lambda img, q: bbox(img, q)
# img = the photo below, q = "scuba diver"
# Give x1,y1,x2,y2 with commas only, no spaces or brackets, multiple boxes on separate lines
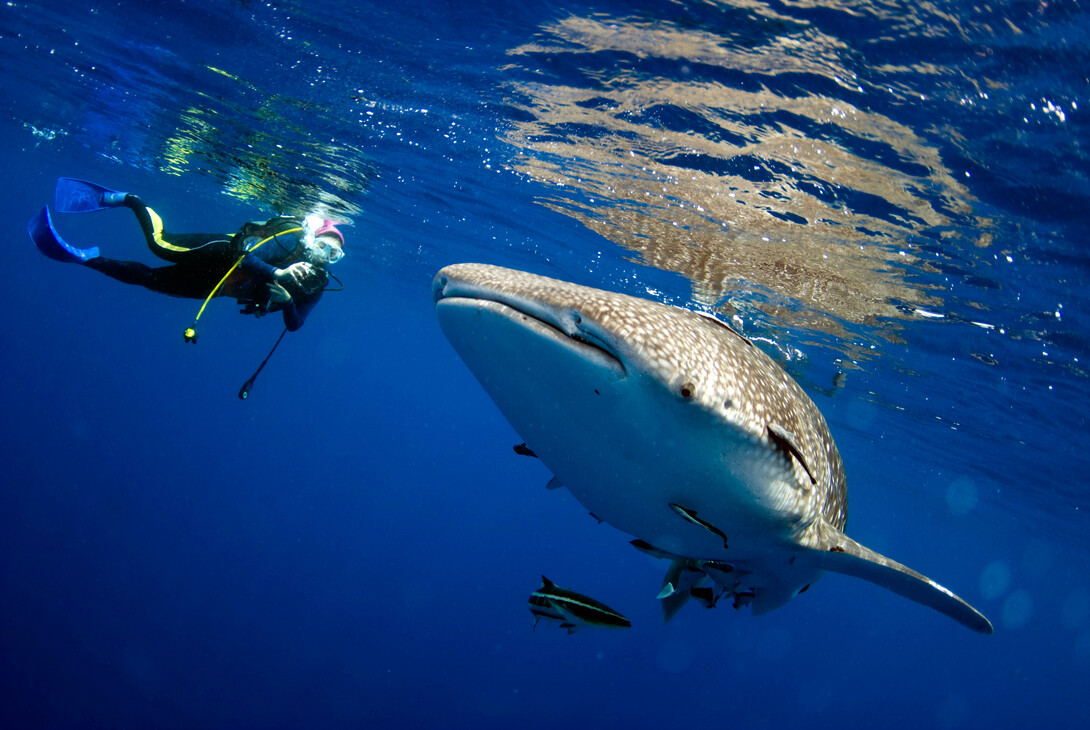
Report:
27,177,345,334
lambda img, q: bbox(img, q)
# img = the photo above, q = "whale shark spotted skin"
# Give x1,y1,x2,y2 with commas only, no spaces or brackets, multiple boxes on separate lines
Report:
433,263,993,634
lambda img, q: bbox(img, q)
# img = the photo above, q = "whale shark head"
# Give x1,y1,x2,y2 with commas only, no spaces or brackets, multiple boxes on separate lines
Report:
433,263,992,634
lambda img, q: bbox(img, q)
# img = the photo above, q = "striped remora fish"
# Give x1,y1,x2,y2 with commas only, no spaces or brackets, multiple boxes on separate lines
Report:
529,576,631,633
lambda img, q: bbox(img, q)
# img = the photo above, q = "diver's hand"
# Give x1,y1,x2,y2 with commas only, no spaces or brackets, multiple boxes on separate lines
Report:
266,281,292,307
274,262,316,289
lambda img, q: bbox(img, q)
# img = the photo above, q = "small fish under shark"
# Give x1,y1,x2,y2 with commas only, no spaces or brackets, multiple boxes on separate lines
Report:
529,576,632,633
433,263,993,634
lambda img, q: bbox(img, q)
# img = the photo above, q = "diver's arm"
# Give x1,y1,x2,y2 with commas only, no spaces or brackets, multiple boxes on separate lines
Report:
240,254,324,330
240,252,279,280
280,288,324,331
241,254,315,288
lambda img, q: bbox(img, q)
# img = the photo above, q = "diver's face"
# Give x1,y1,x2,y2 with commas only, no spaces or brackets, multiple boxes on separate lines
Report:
305,234,344,265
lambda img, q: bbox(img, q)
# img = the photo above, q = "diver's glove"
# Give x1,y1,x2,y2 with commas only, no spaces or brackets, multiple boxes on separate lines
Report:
274,261,324,296
274,262,315,287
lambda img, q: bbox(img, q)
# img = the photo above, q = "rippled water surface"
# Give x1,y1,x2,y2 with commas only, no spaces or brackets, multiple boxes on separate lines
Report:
2,1,1088,728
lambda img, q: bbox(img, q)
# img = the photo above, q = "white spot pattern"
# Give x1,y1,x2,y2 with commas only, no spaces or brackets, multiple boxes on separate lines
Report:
435,263,847,531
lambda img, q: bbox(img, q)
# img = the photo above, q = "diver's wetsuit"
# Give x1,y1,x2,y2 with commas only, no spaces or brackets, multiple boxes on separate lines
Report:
85,196,326,331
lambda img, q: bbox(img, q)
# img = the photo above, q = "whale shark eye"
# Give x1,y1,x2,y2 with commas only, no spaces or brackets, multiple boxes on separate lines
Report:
680,382,695,399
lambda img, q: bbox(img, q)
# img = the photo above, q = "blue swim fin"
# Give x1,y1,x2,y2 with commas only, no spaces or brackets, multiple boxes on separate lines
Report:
53,177,128,213
27,207,100,263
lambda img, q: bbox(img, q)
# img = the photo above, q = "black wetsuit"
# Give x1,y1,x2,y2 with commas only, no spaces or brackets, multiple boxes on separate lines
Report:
85,197,327,331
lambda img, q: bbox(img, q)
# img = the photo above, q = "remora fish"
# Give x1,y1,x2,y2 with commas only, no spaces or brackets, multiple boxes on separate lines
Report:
433,263,992,634
631,539,740,622
529,576,632,633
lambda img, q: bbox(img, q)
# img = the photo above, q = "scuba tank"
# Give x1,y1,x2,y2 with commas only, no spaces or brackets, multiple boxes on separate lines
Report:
232,216,305,262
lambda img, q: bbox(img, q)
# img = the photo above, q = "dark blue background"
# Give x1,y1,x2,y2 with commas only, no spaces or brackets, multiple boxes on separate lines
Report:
2,1,1088,728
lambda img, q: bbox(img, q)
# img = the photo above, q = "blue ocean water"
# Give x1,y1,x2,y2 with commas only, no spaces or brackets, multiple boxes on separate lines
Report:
2,0,1088,727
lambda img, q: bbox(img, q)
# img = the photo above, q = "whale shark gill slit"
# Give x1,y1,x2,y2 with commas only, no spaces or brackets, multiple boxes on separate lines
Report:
767,423,818,485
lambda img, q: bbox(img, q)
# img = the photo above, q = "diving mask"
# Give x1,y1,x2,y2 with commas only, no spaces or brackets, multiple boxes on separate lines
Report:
307,234,344,265
302,214,345,265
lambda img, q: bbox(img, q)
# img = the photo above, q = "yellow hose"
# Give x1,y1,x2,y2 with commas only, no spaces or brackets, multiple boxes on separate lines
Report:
184,227,303,343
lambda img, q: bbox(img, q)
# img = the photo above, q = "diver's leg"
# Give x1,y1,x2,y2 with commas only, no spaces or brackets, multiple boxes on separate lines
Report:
84,259,223,299
120,196,235,263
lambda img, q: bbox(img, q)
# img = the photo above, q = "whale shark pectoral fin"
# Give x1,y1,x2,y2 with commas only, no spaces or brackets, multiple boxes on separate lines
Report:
660,583,692,623
657,560,687,599
815,522,994,635
630,539,681,561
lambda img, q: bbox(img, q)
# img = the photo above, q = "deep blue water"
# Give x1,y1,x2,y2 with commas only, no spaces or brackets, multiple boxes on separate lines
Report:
2,0,1088,727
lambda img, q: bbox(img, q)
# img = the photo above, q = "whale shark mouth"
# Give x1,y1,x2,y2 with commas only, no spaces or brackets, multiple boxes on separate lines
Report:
433,276,627,379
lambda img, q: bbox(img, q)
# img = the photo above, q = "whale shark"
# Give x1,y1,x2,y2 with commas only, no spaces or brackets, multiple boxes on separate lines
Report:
433,263,992,634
